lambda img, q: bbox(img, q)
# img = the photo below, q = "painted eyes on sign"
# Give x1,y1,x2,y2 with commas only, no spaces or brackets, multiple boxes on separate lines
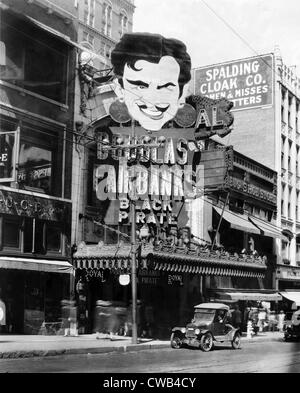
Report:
157,82,176,91
126,79,149,90
126,79,176,91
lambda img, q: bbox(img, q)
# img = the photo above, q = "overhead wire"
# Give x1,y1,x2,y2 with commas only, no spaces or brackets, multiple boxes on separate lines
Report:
199,0,300,94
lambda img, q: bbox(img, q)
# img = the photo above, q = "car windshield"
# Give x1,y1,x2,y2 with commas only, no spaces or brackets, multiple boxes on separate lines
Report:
193,309,215,324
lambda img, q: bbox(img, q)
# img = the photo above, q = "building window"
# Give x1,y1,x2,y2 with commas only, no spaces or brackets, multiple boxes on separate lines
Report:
281,199,284,216
102,2,112,37
105,45,111,59
281,105,285,122
88,34,94,46
84,10,89,24
83,31,89,42
0,214,63,256
16,125,61,197
18,143,52,194
99,42,105,56
119,11,128,37
84,0,96,27
2,216,21,249
0,12,68,103
46,223,62,252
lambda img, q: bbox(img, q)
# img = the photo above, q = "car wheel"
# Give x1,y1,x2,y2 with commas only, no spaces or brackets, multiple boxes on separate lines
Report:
200,332,214,352
231,332,241,349
170,333,182,349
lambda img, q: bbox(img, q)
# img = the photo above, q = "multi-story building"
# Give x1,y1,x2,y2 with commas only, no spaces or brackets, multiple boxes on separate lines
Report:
0,0,78,334
192,49,300,303
77,0,135,71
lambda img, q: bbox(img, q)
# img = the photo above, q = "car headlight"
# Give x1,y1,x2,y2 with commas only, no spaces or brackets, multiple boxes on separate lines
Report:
181,328,186,334
195,328,200,335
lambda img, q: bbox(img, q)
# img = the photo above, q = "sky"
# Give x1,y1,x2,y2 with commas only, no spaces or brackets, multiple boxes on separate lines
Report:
132,0,300,77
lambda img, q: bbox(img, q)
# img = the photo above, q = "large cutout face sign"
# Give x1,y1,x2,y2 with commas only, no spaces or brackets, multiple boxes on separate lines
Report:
111,33,192,131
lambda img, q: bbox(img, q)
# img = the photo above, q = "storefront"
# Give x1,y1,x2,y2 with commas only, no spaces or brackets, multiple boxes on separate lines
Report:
0,187,73,334
0,259,73,334
72,237,269,338
276,264,300,312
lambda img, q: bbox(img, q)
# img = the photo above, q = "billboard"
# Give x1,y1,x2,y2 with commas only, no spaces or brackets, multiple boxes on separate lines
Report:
193,54,274,111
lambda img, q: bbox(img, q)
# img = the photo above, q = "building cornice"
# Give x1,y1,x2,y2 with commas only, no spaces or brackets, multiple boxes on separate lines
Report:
24,0,77,23
116,0,135,13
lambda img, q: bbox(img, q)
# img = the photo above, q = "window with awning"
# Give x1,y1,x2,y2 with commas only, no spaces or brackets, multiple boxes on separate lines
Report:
248,216,290,241
213,206,261,234
280,291,300,306
0,256,73,274
213,290,282,302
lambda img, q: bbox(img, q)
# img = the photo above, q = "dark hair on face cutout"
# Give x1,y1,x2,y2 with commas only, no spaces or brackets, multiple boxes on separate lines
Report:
111,32,192,97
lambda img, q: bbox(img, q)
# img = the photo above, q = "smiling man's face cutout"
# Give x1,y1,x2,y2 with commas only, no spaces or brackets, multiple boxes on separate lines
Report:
115,56,188,131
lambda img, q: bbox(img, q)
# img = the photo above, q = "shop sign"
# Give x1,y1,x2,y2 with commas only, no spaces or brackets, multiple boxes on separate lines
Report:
85,269,104,281
95,127,205,227
193,54,273,111
18,165,51,182
0,188,71,222
138,270,160,285
167,274,183,286
225,175,276,204
276,266,300,281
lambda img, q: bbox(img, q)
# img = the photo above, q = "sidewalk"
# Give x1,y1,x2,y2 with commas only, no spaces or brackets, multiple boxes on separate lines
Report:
0,331,284,359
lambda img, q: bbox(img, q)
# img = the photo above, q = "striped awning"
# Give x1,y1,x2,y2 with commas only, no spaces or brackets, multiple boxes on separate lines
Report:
72,242,266,278
0,256,74,274
73,258,265,278
151,259,265,278
214,290,282,301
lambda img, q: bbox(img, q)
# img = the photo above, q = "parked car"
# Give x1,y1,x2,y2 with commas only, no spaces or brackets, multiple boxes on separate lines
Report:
170,303,241,352
284,309,300,341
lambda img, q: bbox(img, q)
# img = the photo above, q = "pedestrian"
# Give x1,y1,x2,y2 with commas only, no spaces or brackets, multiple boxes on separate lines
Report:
231,304,242,331
243,306,250,332
277,310,285,332
0,289,6,334
258,308,267,332
248,307,259,335
268,311,277,332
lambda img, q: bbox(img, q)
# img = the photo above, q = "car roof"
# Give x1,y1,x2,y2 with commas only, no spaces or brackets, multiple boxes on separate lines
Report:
194,303,230,310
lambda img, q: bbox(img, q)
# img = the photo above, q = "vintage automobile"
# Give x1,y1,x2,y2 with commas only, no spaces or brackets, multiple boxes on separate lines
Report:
170,303,241,352
284,309,300,341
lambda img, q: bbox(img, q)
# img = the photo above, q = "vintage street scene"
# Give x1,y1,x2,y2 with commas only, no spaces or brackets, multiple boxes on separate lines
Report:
0,0,300,377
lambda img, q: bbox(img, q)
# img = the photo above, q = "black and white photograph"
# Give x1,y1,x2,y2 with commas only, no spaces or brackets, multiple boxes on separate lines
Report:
0,0,300,378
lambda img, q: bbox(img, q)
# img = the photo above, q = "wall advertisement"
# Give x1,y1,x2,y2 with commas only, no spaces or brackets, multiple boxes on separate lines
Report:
193,54,274,111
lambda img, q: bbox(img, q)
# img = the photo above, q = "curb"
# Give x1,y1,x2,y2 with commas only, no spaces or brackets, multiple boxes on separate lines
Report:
242,336,283,344
0,336,283,359
0,343,170,359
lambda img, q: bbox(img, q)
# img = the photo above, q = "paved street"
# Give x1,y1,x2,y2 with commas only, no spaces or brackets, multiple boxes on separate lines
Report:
1,340,300,373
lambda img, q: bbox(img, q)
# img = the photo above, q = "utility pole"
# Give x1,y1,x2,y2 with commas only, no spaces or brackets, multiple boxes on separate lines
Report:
130,120,138,344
